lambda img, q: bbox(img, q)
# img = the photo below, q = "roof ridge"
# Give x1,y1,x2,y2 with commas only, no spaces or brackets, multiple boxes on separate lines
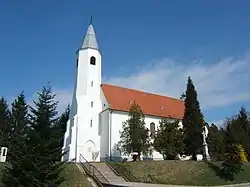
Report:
101,83,184,103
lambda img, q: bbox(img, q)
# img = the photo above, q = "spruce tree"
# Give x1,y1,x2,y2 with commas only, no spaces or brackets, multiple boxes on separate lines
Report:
182,77,204,159
237,107,250,160
207,123,226,161
226,107,250,160
153,119,183,160
0,97,11,147
118,101,151,160
2,92,33,187
222,141,243,180
54,105,70,161
27,85,65,186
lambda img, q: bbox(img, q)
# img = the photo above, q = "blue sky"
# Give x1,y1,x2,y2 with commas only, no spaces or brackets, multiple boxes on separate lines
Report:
0,0,250,124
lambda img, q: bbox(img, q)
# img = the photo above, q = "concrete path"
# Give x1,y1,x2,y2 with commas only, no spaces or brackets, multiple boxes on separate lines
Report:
91,162,127,184
109,182,250,187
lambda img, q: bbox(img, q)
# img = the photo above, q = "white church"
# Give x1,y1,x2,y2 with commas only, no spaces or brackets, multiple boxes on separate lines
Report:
62,22,185,162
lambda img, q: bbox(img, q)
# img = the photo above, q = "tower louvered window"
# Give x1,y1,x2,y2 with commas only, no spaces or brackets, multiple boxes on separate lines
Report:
90,56,96,65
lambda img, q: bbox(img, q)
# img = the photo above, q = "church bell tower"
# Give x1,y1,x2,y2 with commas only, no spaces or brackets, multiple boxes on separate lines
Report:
63,19,102,162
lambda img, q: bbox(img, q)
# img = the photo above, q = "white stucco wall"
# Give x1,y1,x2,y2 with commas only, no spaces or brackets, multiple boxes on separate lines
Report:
109,110,183,160
62,47,102,163
99,109,110,161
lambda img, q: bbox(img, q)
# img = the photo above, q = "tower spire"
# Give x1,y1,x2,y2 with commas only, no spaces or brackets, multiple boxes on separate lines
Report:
80,19,99,50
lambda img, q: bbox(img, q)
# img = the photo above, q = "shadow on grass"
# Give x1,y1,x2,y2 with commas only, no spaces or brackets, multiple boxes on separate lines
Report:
206,162,234,181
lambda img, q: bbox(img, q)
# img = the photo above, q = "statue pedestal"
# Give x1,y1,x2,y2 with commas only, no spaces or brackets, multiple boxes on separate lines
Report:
203,142,211,161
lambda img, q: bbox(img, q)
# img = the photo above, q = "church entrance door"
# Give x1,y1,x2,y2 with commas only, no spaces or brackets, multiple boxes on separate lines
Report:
84,140,95,162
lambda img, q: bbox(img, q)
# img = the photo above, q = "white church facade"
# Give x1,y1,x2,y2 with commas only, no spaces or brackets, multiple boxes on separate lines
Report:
62,23,185,163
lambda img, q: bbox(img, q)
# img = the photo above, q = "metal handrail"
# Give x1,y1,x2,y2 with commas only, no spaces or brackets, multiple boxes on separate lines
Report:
105,154,130,182
79,154,110,185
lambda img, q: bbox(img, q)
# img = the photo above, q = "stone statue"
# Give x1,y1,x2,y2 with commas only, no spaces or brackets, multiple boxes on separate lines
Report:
203,125,208,138
201,124,211,161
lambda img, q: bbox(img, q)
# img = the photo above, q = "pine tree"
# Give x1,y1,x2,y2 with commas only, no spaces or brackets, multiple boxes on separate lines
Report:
207,123,226,161
27,85,65,186
182,77,204,159
118,101,151,161
55,105,70,160
222,117,245,180
2,92,33,187
237,107,250,160
58,104,70,135
226,107,250,160
0,97,11,147
153,119,183,160
222,142,243,180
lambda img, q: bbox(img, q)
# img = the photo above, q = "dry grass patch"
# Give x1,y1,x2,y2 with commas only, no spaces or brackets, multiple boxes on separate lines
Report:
109,160,250,186
0,162,92,187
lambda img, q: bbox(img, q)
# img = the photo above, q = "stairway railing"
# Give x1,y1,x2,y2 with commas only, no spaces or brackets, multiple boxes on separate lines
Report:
79,154,110,185
105,154,130,182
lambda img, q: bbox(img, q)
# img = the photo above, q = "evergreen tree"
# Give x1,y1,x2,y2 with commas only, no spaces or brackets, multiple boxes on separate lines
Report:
118,101,151,160
207,123,226,161
55,105,70,160
226,107,250,160
182,77,204,159
0,97,11,147
2,92,33,187
222,142,243,180
237,107,250,160
59,104,70,135
153,119,183,160
27,85,65,186
222,115,245,180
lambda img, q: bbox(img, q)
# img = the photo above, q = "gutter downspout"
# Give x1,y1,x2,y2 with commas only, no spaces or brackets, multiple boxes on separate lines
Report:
109,110,113,161
75,116,78,162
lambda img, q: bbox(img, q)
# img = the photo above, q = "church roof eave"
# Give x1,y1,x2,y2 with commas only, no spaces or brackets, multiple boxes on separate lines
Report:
100,84,185,120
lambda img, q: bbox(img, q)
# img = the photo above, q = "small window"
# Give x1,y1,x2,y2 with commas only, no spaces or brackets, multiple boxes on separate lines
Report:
150,122,156,138
91,101,93,107
76,58,79,68
90,56,96,65
91,81,93,87
90,119,92,127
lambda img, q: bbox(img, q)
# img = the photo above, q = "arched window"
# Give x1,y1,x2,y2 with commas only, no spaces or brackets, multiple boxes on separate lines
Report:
91,101,93,107
91,81,93,87
150,122,156,138
90,56,96,65
90,119,92,127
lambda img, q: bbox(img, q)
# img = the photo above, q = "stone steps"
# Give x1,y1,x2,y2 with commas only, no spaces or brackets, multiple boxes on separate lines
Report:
91,162,127,184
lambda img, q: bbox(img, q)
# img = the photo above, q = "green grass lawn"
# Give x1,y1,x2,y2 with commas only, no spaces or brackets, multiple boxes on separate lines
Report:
0,162,92,187
109,160,250,186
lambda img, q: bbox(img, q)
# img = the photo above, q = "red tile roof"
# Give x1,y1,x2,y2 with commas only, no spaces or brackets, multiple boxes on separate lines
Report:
101,84,184,119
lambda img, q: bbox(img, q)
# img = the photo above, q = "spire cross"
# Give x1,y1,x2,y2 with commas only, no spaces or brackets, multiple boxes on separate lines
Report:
90,16,93,25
